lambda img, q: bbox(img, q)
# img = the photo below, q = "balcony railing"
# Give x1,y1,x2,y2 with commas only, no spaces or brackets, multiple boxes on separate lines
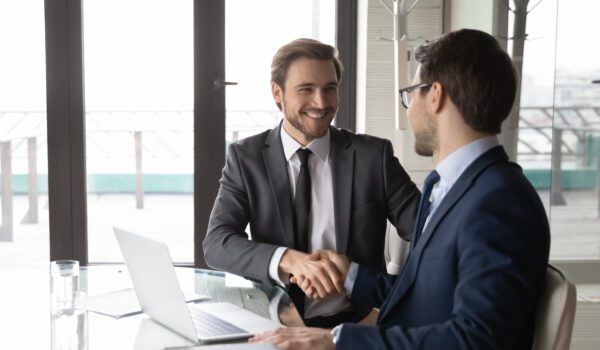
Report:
1,108,599,241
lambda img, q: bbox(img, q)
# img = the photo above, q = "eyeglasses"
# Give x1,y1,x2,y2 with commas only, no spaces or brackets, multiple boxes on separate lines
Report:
398,82,432,109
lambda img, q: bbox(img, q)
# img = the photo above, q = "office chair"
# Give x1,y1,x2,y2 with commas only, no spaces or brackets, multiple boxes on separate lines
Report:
384,222,410,275
532,264,577,350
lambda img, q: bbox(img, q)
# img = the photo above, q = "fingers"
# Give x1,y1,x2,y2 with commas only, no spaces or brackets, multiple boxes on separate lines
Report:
301,279,318,299
249,327,297,346
249,328,288,347
291,251,350,298
314,259,344,296
291,274,319,299
320,250,350,277
313,254,345,294
290,275,299,284
296,265,331,298
316,265,342,297
306,269,329,298
293,275,318,298
307,251,321,261
249,327,333,350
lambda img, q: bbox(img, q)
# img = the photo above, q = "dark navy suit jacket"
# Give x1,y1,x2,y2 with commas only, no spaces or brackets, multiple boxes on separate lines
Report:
338,146,550,349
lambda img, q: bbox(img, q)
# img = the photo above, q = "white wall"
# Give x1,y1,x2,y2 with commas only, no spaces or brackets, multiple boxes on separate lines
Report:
356,0,444,185
450,0,495,32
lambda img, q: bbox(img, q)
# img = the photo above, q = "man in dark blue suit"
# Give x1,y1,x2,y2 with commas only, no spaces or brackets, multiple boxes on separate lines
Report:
250,28,550,349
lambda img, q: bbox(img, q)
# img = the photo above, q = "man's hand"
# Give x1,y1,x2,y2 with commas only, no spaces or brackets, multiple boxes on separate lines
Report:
279,249,345,299
316,250,349,279
291,250,349,299
249,327,334,350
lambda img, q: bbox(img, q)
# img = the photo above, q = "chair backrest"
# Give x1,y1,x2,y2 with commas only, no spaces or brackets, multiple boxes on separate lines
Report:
532,264,577,350
384,221,410,275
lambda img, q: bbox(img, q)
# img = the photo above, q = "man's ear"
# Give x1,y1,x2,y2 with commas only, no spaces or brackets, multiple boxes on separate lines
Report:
272,82,283,104
428,82,445,114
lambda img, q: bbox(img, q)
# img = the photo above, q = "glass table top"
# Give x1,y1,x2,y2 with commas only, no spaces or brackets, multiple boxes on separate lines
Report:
0,265,300,349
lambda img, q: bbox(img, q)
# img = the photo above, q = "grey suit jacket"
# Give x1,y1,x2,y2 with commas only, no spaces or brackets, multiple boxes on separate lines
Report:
203,124,420,285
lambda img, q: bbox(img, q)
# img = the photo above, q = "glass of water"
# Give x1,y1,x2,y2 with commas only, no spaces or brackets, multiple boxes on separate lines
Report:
50,260,80,314
50,260,87,349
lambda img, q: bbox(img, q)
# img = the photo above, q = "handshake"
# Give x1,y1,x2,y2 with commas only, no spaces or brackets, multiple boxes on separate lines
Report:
280,249,350,299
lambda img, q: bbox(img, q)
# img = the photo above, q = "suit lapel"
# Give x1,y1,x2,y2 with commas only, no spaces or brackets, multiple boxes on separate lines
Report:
379,146,509,322
261,125,295,248
330,127,353,254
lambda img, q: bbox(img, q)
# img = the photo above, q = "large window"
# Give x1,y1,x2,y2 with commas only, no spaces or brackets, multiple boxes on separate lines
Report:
0,0,49,269
40,0,349,266
0,1,49,345
225,0,336,143
83,0,194,262
79,0,339,263
513,0,600,261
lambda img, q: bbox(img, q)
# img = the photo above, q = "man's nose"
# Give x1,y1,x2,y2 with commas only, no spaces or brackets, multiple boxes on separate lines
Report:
312,90,326,108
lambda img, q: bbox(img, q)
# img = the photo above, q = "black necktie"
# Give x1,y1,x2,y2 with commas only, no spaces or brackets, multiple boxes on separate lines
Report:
293,148,312,253
411,170,440,249
289,148,312,318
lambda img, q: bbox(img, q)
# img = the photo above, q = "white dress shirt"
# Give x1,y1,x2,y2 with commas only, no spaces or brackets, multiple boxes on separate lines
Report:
268,124,351,318
344,135,500,295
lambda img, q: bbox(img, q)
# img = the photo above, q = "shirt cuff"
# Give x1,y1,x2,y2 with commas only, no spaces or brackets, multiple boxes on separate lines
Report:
331,324,343,345
268,247,289,287
344,262,359,297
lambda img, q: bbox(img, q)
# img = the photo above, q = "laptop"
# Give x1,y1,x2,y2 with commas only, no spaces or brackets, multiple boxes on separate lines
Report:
114,227,281,343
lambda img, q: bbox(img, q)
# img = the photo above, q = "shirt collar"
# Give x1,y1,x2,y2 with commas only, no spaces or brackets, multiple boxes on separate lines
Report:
435,135,499,188
280,123,330,162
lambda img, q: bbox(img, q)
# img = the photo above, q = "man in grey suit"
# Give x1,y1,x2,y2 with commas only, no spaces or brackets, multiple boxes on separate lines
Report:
203,38,420,327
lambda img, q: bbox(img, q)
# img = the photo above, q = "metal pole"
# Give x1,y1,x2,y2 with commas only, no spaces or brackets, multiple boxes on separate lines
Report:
26,137,39,223
550,128,566,205
135,131,143,209
1,141,13,241
503,0,530,162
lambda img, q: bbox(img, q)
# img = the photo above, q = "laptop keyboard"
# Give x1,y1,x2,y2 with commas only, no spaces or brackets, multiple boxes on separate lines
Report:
189,306,249,337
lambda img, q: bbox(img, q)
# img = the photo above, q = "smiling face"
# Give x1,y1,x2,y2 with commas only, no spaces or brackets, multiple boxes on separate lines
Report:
272,58,339,146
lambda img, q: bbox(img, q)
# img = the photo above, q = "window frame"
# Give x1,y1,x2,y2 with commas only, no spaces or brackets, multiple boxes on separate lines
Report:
44,0,355,268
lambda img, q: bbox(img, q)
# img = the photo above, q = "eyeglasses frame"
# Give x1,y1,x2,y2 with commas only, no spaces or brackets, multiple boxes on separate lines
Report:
398,82,433,109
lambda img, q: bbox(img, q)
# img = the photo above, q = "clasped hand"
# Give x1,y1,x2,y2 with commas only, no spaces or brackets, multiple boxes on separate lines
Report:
282,249,349,299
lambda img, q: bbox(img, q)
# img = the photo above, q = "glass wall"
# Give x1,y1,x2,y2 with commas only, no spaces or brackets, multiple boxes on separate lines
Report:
514,0,600,260
225,0,336,143
0,0,50,346
83,0,194,262
0,0,49,269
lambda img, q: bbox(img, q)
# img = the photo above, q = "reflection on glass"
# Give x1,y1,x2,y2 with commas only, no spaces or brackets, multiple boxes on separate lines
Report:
515,0,600,260
83,0,194,262
194,269,304,328
551,0,600,260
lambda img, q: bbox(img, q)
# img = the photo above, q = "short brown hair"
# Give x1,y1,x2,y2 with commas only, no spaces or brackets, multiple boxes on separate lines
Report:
271,38,343,109
414,29,517,134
